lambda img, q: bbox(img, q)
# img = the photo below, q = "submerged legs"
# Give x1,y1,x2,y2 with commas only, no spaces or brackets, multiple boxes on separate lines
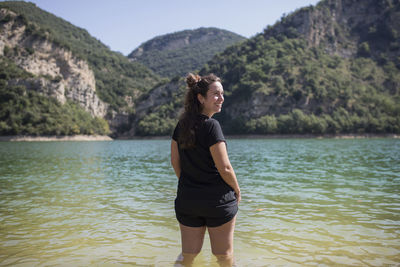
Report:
208,216,236,266
176,216,236,266
175,223,206,266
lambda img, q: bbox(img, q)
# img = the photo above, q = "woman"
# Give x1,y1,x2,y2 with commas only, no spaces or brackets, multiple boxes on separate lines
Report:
171,73,241,266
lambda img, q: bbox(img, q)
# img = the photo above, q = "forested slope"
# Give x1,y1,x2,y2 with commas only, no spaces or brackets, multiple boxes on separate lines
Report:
0,1,161,136
135,0,400,136
128,27,245,78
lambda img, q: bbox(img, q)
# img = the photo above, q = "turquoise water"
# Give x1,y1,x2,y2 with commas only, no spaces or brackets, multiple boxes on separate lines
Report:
0,139,399,266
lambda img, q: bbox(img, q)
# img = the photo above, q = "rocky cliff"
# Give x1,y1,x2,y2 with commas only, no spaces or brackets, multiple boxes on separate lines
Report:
133,0,400,135
1,0,398,137
0,1,163,137
205,0,400,134
264,0,399,59
0,8,108,117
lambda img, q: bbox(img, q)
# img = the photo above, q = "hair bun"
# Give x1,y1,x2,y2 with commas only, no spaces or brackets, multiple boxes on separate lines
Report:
186,73,201,89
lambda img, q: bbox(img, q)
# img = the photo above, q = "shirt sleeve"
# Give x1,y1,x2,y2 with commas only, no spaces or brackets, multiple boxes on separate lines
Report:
206,119,226,147
172,123,179,141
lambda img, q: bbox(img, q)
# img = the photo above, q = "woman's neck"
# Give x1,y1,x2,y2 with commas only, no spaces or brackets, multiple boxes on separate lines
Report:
201,111,213,118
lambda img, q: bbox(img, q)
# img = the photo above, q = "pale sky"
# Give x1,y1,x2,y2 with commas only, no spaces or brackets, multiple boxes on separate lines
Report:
18,0,320,55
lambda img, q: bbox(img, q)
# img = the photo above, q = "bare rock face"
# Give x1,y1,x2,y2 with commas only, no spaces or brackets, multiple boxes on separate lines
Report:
7,78,66,103
263,0,389,58
0,8,108,117
135,81,182,117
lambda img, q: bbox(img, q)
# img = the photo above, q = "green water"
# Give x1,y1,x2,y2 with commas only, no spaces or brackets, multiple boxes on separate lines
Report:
0,139,399,266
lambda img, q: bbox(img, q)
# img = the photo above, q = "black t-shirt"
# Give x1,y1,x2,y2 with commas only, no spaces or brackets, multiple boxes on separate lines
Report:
172,114,236,207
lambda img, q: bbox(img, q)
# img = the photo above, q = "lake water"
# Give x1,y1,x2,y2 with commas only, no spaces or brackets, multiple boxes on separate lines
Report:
0,139,399,266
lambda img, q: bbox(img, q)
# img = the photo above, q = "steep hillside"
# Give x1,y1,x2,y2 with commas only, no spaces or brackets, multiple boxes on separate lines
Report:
202,0,400,134
132,77,186,136
128,27,245,78
0,1,161,136
134,0,400,136
0,57,110,135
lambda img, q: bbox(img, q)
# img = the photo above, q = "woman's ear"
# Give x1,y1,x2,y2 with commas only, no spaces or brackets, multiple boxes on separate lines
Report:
197,93,204,105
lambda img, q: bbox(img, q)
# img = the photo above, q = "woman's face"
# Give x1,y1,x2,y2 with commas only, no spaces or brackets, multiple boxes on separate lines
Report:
198,81,224,117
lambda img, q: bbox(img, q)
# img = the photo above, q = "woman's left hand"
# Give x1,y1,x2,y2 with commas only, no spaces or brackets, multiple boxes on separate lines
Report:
235,190,241,205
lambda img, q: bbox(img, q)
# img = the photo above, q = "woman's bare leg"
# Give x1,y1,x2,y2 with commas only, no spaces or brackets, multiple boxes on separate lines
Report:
175,223,206,266
207,216,236,266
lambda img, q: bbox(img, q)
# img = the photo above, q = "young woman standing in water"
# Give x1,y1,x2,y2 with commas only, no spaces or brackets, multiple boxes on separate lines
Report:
171,73,241,266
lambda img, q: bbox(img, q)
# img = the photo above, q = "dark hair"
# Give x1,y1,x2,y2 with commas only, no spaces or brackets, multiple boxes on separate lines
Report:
178,73,221,149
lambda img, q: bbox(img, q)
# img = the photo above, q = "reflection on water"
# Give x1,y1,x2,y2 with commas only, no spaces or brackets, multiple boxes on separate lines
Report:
0,139,399,266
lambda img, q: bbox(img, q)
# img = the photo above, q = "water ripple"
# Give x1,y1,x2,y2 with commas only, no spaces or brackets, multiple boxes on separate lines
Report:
0,139,399,266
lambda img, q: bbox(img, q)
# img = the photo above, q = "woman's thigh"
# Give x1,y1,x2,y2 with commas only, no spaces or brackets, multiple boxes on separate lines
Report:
179,223,206,254
207,215,236,255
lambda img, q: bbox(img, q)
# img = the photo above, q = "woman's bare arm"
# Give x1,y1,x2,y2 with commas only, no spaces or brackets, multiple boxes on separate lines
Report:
171,140,181,179
210,141,241,204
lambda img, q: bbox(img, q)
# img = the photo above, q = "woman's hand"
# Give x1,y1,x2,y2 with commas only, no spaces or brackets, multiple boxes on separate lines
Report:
235,189,241,205
210,141,241,206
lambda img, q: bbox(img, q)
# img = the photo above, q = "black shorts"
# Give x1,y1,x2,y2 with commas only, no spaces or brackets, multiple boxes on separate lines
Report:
175,199,238,227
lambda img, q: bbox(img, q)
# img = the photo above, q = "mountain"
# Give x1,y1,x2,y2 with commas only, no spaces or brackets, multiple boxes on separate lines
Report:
127,27,246,78
134,0,400,136
1,0,399,137
0,1,161,136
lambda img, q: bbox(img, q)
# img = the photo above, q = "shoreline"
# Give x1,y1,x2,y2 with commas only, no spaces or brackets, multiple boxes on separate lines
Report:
117,133,400,140
0,135,113,142
225,133,400,139
1,133,398,142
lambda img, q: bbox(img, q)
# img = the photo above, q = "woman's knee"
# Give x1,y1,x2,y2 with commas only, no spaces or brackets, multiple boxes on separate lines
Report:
182,248,202,255
212,248,233,257
213,252,234,266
